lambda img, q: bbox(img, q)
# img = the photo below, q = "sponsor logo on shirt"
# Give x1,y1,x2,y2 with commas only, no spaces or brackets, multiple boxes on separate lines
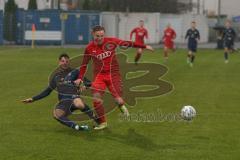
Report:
96,51,112,60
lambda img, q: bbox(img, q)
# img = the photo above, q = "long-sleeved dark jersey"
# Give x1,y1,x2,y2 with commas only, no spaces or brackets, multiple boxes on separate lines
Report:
32,67,91,101
185,28,200,43
223,27,236,42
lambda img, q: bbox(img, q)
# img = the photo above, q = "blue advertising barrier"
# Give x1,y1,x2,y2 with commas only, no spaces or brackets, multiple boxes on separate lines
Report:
63,11,100,44
15,9,100,45
16,9,61,45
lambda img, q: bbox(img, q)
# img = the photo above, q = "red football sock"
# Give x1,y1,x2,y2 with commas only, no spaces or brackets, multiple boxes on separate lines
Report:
135,52,142,63
93,101,106,124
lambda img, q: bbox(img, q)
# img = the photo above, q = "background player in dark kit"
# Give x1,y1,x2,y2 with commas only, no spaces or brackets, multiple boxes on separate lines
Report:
185,21,200,67
222,20,236,63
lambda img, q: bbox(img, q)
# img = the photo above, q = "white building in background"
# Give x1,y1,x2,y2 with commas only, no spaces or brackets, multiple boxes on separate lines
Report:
220,0,240,17
102,12,161,44
191,0,240,17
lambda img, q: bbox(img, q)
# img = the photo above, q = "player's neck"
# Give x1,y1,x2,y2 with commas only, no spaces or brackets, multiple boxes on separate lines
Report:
94,38,105,46
59,66,70,71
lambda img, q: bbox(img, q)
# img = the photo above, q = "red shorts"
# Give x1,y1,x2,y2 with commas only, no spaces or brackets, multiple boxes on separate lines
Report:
164,40,175,49
91,72,123,98
135,40,145,46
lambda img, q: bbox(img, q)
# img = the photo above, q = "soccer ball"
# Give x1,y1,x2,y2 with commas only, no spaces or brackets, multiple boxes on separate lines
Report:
181,105,196,121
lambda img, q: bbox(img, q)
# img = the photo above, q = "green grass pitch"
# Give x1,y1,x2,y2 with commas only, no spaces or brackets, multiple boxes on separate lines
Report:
0,47,240,160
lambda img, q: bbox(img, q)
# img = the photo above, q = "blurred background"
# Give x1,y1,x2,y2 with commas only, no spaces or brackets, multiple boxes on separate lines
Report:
0,0,239,47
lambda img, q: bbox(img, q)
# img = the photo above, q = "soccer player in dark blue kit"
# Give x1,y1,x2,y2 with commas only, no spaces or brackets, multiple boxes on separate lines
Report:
22,53,98,131
185,21,200,67
223,20,236,63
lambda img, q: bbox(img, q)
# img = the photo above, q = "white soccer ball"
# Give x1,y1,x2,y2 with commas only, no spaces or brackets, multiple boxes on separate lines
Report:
181,105,196,121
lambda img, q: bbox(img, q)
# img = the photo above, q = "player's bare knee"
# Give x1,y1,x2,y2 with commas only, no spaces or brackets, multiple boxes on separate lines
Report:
53,109,65,119
138,48,143,53
73,98,85,109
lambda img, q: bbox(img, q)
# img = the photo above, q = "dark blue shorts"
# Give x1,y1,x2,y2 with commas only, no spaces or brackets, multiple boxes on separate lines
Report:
223,40,234,49
188,41,197,52
55,98,79,115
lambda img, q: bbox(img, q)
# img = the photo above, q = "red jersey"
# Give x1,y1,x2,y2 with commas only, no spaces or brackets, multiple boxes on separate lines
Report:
78,37,146,80
163,28,176,42
130,27,148,44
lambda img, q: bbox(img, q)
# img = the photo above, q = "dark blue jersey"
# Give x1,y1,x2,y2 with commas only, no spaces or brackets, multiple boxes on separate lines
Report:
32,67,91,101
223,27,236,42
63,69,91,90
185,28,200,43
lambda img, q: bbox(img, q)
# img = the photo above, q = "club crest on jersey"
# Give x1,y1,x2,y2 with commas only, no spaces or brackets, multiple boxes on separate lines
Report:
104,42,117,51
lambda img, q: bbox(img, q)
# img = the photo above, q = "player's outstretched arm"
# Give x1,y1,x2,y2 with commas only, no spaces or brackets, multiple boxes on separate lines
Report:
111,37,154,52
74,48,91,86
22,86,53,104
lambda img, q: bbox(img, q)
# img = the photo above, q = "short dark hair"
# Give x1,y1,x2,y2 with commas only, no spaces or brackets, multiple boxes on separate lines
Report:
59,53,69,60
192,21,196,24
92,25,105,32
139,20,144,22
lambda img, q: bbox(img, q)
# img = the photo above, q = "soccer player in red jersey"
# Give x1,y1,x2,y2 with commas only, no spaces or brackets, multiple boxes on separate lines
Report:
162,24,176,61
130,20,149,65
74,25,154,130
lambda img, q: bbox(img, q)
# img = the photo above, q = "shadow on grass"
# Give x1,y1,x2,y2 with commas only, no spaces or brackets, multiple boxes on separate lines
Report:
54,127,193,151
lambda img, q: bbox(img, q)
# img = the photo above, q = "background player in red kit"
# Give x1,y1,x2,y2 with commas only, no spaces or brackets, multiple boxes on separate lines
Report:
130,20,149,65
75,25,154,130
162,24,176,61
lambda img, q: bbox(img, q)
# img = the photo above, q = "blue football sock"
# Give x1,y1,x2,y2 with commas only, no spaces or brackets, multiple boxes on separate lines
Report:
191,55,195,63
54,116,77,129
224,52,228,60
81,104,99,124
